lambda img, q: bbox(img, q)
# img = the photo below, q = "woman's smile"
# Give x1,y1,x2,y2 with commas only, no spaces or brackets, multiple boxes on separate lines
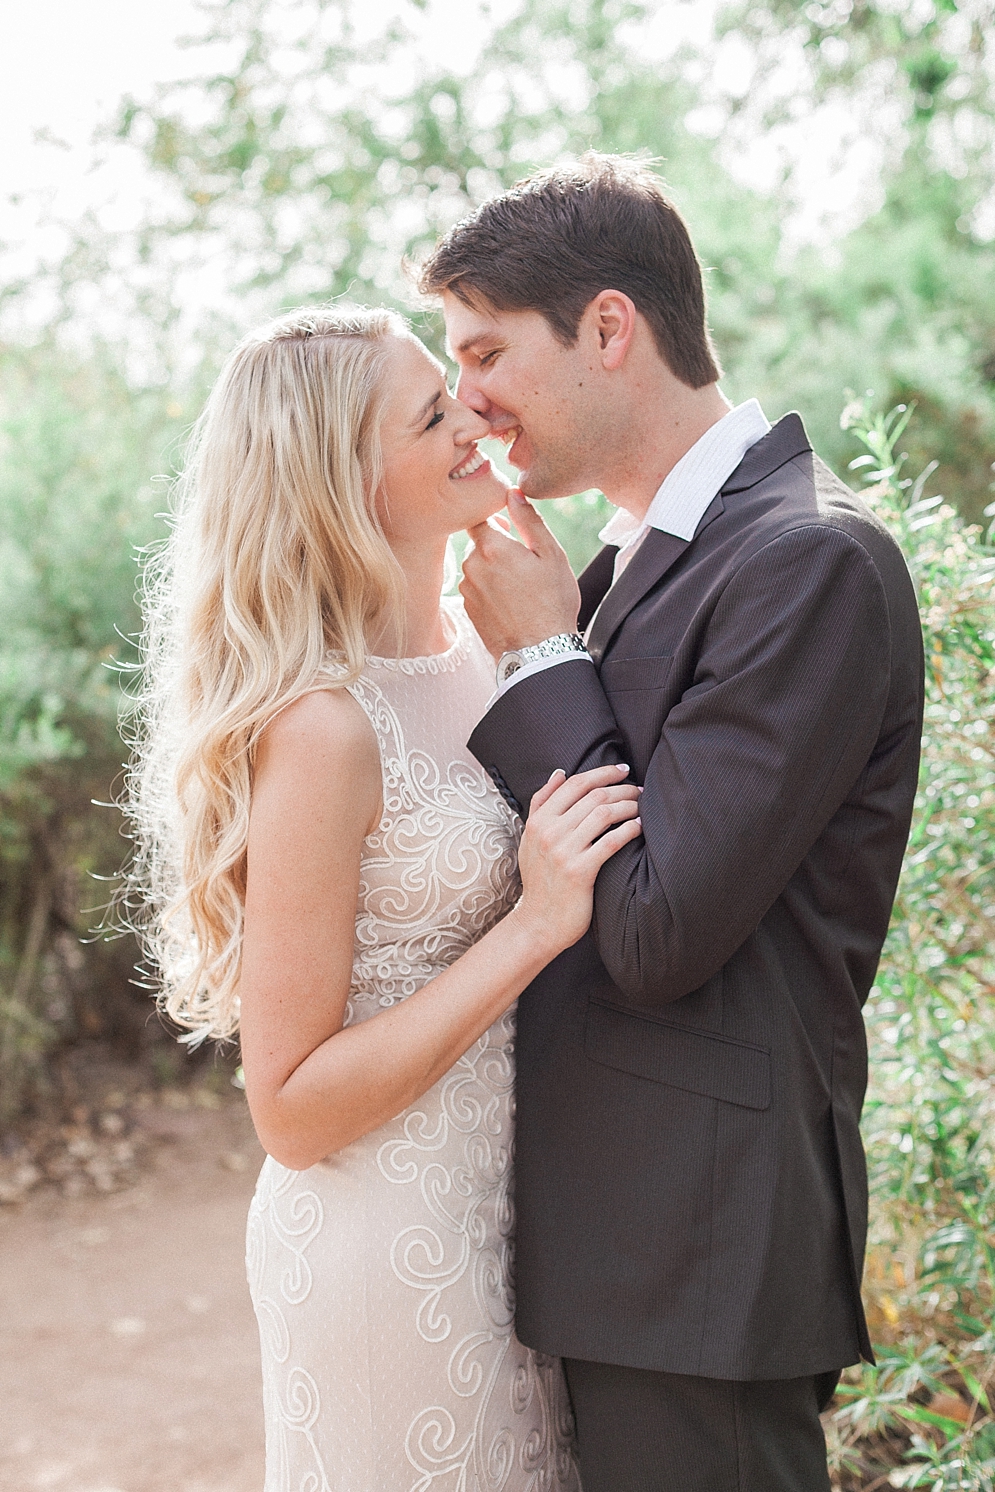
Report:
450,446,491,481
375,335,507,542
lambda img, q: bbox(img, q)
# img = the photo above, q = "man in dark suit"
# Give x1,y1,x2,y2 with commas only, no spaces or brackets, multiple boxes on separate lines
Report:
419,154,924,1491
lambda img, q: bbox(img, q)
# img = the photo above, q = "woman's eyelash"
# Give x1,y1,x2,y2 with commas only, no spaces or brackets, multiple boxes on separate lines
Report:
427,409,445,430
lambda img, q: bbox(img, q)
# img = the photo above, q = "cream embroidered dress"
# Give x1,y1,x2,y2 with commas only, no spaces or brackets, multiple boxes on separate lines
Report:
246,598,581,1492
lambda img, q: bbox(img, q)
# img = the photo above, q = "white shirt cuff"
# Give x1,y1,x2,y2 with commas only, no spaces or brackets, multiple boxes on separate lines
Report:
485,650,594,711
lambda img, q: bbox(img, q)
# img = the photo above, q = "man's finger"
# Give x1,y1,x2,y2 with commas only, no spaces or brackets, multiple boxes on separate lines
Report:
467,517,530,560
508,488,559,556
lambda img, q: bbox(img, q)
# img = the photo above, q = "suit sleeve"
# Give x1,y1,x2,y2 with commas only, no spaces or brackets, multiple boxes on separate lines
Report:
468,524,893,1005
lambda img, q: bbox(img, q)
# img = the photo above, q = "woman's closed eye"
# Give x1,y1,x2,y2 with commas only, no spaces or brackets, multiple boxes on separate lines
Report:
426,409,445,430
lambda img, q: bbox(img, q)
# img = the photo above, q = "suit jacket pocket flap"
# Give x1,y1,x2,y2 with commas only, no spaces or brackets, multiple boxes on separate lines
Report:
585,1000,771,1110
599,655,673,692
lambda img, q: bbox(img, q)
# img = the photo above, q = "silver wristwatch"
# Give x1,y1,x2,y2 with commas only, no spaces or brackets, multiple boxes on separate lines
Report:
495,632,589,686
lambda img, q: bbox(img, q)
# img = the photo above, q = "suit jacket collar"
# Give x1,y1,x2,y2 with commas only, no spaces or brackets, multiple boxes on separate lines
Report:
582,413,812,665
722,410,810,492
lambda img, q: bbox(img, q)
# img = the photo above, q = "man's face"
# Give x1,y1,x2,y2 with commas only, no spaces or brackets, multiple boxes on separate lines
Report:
443,293,607,500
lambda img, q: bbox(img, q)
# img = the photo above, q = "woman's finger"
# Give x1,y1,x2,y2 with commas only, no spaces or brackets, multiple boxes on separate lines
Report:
576,795,641,843
528,768,566,815
582,815,643,868
552,796,640,861
551,782,641,836
538,762,631,817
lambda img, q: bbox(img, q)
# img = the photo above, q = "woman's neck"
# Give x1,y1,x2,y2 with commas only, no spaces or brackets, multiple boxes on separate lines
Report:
376,538,451,658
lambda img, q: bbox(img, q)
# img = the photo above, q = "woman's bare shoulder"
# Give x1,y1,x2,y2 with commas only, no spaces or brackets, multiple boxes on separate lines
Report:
254,686,381,818
262,686,377,758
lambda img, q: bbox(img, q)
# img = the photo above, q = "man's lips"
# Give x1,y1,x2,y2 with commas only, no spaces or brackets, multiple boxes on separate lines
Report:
494,425,524,467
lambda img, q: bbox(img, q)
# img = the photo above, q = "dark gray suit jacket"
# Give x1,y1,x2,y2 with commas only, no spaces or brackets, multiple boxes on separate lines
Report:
468,414,924,1381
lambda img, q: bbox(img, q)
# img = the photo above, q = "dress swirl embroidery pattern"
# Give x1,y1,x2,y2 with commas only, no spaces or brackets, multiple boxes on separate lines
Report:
346,672,521,1015
247,610,579,1492
248,1168,331,1492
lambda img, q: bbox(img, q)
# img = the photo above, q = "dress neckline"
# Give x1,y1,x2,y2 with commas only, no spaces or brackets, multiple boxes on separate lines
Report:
365,596,472,676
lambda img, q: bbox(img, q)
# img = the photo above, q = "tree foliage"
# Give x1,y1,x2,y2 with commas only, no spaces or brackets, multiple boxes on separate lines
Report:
103,0,995,519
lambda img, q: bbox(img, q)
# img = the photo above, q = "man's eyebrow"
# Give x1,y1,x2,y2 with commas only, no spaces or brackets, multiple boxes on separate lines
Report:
411,389,443,426
452,333,494,356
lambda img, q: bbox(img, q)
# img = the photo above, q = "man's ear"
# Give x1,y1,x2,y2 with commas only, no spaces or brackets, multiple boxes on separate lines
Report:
590,290,637,371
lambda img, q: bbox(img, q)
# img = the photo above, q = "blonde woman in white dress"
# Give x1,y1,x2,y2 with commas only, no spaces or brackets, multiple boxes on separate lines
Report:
129,305,642,1491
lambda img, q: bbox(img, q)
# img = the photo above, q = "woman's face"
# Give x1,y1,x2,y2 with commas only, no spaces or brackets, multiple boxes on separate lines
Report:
376,334,509,546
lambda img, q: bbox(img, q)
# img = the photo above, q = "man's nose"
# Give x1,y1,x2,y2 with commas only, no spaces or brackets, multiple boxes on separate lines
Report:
455,368,490,417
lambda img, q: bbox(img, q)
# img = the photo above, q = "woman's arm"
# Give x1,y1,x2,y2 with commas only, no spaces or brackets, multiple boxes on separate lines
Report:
238,687,640,1170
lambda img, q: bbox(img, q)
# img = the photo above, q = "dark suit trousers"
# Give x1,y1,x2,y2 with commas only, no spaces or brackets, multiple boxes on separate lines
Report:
563,1359,839,1492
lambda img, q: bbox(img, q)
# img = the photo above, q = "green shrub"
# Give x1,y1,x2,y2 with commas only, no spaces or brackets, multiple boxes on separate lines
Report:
828,399,995,1489
0,341,178,1125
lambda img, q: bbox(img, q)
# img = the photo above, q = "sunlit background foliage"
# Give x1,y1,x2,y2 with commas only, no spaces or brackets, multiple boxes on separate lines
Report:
2,2,994,1483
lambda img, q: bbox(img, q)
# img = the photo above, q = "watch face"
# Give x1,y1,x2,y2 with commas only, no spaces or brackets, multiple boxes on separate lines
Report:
497,652,524,684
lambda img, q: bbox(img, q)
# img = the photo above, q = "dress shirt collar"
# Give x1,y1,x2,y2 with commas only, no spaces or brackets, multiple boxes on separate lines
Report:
598,399,772,565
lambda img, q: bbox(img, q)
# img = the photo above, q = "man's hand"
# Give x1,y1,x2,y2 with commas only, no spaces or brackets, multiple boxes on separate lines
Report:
461,489,582,659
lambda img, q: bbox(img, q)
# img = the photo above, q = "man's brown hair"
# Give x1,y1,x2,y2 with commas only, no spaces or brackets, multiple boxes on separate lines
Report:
419,153,722,389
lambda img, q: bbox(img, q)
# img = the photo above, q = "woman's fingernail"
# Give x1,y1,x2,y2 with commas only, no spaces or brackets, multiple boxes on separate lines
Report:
616,763,629,773
637,786,644,793
633,817,642,827
549,767,566,781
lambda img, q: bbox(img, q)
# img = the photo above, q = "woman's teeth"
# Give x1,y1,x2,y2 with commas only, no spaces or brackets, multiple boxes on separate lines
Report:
452,449,487,479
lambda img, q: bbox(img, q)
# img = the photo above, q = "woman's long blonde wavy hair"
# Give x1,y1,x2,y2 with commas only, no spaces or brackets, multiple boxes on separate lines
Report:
126,304,407,1043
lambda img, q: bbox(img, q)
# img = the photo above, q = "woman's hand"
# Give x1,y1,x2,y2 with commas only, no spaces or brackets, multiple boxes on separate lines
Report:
515,763,642,957
240,704,639,1168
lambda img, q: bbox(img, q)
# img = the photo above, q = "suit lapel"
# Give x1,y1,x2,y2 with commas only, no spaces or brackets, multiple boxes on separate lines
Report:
577,544,618,633
723,411,810,493
583,413,813,666
585,526,691,665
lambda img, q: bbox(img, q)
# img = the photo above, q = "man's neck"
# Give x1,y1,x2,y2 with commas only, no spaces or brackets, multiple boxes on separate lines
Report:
601,381,733,523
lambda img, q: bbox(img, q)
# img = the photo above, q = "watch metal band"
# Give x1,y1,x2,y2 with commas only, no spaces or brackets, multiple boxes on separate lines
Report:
495,632,588,687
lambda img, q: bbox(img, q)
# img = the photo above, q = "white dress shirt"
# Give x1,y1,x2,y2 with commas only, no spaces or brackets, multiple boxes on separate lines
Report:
497,399,771,695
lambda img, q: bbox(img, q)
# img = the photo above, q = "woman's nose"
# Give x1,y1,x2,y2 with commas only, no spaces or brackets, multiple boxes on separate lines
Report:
452,400,492,443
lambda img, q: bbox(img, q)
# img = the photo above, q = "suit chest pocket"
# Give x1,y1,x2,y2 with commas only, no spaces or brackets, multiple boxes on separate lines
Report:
585,999,771,1111
599,655,674,693
598,655,675,773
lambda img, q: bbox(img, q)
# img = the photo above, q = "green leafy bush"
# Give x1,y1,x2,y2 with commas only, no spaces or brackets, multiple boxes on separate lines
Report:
0,341,178,1125
826,399,995,1490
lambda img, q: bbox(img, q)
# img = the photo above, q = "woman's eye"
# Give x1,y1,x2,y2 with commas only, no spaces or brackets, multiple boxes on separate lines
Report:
426,409,445,430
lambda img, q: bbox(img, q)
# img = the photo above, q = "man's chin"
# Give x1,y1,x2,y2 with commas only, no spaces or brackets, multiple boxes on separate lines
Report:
516,465,578,502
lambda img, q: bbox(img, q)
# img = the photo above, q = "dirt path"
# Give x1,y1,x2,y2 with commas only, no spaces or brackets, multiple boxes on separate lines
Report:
0,1099,266,1492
